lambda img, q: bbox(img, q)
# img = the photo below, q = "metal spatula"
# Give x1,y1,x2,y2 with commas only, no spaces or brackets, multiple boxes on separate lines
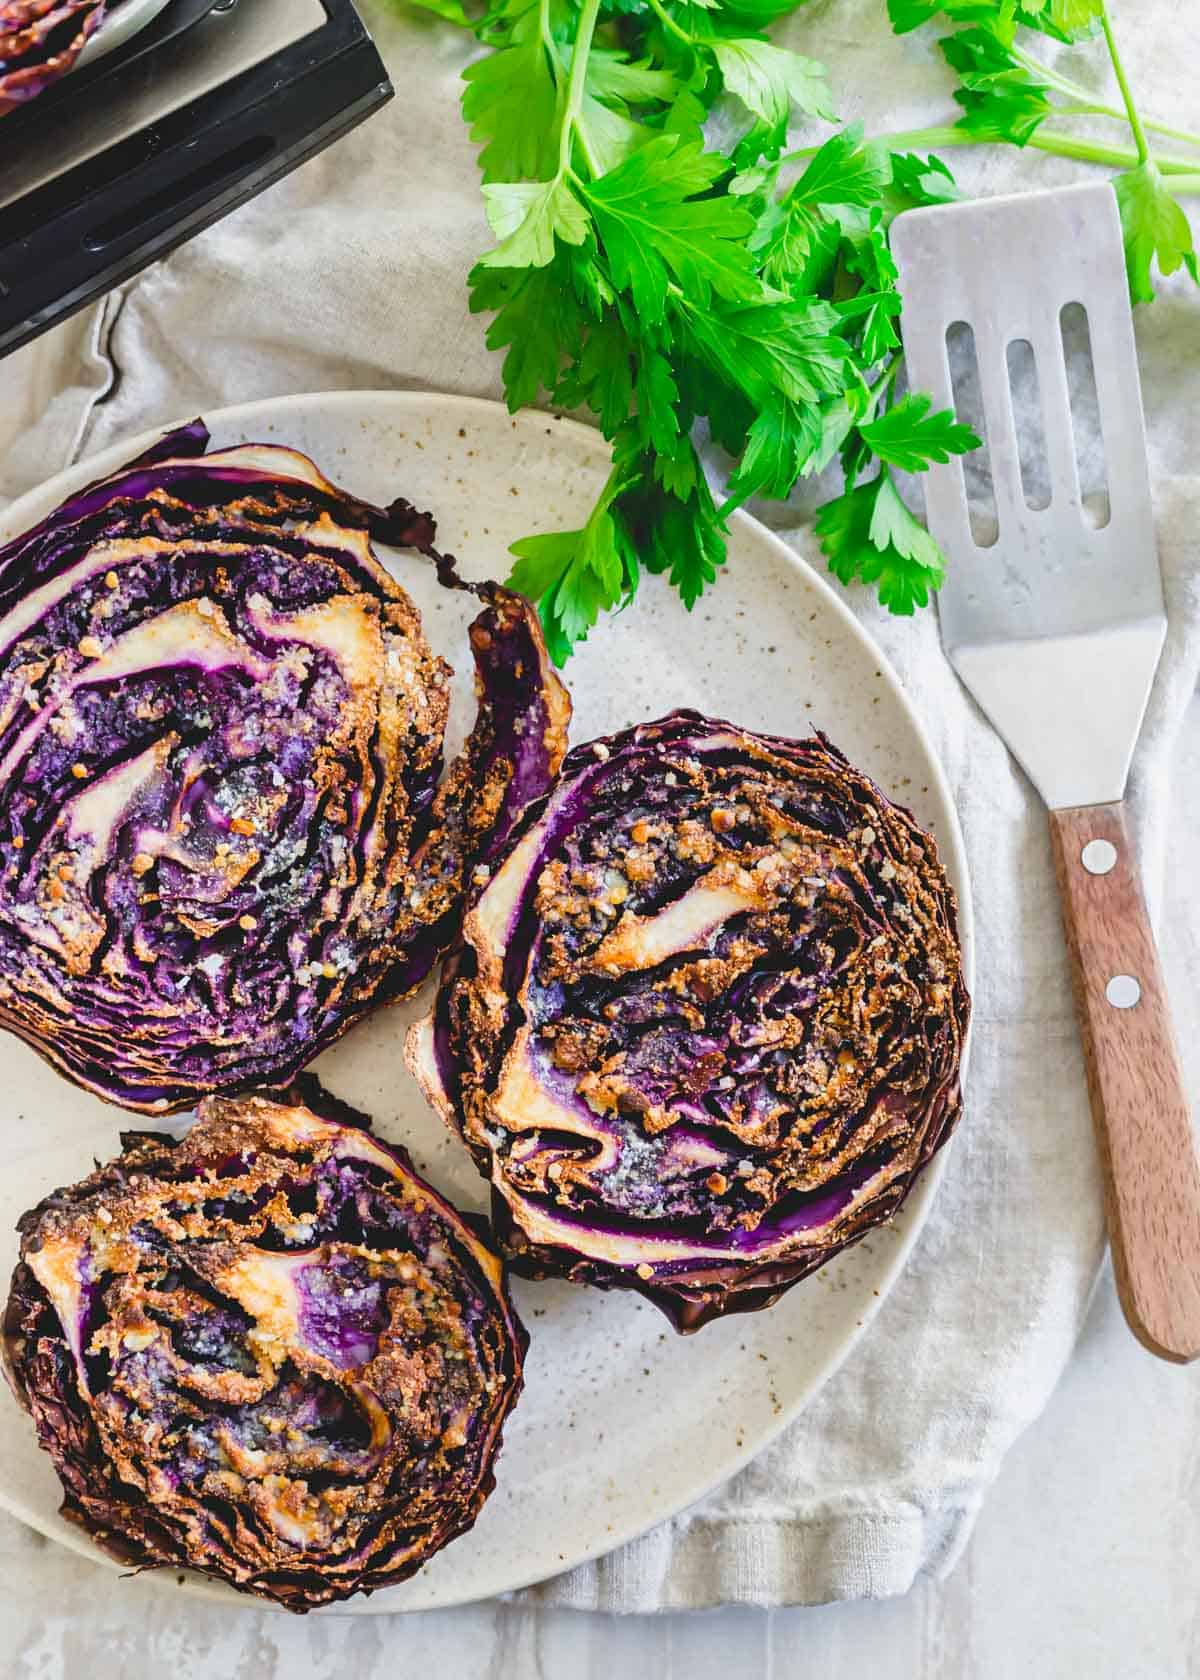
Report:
892,181,1200,1363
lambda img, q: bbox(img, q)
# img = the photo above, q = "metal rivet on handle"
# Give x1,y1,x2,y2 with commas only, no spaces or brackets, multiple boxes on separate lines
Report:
1106,975,1141,1009
1082,839,1118,875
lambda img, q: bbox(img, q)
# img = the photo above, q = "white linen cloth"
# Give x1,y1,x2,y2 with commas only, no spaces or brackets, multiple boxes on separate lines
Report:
1,0,1197,1612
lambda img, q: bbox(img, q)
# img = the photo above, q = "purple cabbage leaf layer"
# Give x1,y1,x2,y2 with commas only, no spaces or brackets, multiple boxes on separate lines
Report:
0,422,570,1111
2,1079,527,1611
409,710,970,1331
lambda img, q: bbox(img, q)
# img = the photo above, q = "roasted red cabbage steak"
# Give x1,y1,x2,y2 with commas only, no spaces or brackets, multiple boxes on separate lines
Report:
410,710,969,1330
2,1083,527,1610
0,422,569,1111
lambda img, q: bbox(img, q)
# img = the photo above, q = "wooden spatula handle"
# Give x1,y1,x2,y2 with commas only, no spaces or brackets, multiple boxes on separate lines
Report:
1049,802,1200,1362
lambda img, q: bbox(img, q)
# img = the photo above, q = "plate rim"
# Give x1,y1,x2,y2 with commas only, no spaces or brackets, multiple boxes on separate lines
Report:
0,388,974,1612
73,0,177,70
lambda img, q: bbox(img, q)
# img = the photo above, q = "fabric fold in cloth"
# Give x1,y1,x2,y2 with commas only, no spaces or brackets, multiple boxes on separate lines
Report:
1,0,1196,1613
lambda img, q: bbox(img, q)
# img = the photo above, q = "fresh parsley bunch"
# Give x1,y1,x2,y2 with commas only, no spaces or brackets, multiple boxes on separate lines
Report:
406,0,980,661
885,0,1200,303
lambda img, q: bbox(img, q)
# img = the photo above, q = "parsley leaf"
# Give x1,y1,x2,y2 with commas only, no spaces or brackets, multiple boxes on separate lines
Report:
786,123,892,211
726,397,822,499
661,85,710,148
886,0,942,31
618,449,727,607
655,483,726,606
883,150,960,215
1019,0,1104,37
816,473,946,614
405,0,470,23
681,296,851,408
582,137,762,323
676,354,757,456
748,125,893,290
953,81,1054,145
481,178,591,268
859,392,982,471
750,193,842,292
509,488,641,662
462,5,560,183
469,254,590,411
555,312,635,435
942,27,1056,144
712,39,835,141
719,0,825,23
577,97,650,173
887,0,1094,35
807,386,871,476
1113,163,1199,304
586,50,679,105
634,346,684,458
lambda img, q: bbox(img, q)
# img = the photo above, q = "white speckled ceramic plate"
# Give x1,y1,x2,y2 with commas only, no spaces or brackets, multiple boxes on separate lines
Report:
73,0,175,69
0,391,972,1613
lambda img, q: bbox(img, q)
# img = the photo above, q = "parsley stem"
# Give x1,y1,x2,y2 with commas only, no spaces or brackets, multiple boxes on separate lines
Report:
1025,127,1173,170
1010,41,1200,149
714,489,748,522
1140,120,1200,150
1008,42,1104,107
785,125,1200,178
1099,3,1150,166
573,123,604,180
1065,106,1200,148
643,0,694,49
865,355,902,415
557,0,604,176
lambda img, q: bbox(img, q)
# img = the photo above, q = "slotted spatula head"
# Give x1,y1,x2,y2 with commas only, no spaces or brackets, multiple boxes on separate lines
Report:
891,181,1166,810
